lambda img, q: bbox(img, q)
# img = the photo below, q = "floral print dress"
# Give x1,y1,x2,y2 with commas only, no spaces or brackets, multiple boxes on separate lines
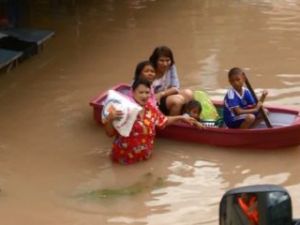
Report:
111,101,167,165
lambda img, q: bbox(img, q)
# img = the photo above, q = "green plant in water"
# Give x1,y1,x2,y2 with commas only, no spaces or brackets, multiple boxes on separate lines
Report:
83,172,164,199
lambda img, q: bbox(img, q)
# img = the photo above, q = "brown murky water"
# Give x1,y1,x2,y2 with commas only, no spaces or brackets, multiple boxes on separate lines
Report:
1,1,300,224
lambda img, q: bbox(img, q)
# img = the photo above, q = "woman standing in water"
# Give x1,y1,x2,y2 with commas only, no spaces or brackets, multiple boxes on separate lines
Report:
149,46,194,115
103,78,195,165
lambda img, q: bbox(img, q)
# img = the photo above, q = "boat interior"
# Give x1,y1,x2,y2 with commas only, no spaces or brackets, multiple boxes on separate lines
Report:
104,85,299,129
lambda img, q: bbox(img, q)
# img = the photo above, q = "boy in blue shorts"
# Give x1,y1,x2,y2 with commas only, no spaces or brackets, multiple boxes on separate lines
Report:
223,67,268,129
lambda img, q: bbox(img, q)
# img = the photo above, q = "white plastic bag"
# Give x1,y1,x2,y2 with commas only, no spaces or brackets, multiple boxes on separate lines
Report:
101,90,142,137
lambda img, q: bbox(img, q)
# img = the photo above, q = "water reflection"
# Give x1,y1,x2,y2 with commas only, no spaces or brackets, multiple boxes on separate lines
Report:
143,160,224,225
66,142,300,224
261,0,300,32
235,173,290,187
198,49,220,90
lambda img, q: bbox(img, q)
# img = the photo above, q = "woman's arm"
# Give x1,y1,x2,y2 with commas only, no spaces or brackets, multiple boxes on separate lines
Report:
155,65,180,102
165,115,196,126
155,87,179,101
169,64,180,89
103,119,117,137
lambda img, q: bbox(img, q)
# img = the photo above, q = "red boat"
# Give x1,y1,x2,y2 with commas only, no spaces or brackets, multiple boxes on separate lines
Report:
89,84,300,149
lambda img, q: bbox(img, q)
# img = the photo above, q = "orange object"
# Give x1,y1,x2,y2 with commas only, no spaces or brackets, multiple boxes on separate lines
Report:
238,195,259,225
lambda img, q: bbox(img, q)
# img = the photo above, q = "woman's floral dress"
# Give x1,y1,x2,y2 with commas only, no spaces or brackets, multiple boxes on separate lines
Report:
111,101,167,165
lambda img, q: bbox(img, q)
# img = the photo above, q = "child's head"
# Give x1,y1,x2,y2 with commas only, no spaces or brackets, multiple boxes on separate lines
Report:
149,46,175,72
134,60,156,83
183,100,202,120
228,67,245,91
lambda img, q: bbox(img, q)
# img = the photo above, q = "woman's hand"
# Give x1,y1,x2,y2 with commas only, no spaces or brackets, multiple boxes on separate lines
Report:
102,105,123,137
180,115,197,126
194,121,205,129
183,116,205,129
155,91,165,105
109,106,123,121
166,114,203,128
104,105,123,123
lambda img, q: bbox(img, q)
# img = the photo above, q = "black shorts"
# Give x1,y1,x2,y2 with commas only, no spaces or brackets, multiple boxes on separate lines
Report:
158,96,170,115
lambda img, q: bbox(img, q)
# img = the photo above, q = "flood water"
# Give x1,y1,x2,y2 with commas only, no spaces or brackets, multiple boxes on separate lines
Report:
1,0,300,224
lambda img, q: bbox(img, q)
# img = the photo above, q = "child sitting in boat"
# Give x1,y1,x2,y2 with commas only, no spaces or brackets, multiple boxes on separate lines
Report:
223,67,268,129
181,100,204,129
132,60,157,106
133,61,203,129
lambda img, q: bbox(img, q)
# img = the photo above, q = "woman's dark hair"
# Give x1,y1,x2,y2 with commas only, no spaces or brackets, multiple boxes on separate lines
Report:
133,60,152,81
228,67,245,79
149,46,175,69
182,100,202,114
132,78,152,91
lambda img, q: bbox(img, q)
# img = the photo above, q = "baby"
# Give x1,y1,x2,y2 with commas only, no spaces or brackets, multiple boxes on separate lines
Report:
181,100,204,128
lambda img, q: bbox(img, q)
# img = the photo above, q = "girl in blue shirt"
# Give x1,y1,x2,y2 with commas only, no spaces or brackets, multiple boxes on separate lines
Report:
223,67,268,129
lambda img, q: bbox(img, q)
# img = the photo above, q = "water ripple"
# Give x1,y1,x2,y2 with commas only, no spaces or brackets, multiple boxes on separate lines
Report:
261,1,300,31
143,160,227,225
235,172,290,187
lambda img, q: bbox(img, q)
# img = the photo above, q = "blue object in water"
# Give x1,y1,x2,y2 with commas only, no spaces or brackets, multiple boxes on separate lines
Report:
0,48,22,70
1,28,55,46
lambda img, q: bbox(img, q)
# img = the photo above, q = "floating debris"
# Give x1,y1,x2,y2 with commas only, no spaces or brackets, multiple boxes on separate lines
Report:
81,172,164,199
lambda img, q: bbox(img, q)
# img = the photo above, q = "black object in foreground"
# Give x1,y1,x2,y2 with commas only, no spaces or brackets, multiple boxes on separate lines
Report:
219,184,300,225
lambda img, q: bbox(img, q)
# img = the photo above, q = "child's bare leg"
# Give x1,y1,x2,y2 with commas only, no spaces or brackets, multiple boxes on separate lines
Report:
240,114,256,129
251,108,269,128
250,117,264,128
